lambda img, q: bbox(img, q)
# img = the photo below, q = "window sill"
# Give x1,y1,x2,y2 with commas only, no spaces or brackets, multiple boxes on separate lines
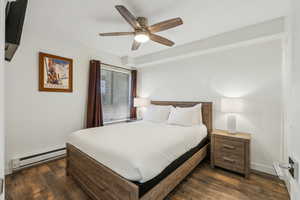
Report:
104,119,130,126
103,119,142,126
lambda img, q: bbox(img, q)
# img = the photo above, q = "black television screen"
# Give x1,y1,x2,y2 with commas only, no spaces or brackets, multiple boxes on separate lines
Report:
5,0,28,62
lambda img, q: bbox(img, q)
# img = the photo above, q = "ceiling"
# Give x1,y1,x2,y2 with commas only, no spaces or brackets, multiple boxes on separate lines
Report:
26,0,288,58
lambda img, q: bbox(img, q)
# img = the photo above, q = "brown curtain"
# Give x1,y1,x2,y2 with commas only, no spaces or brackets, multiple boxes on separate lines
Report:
130,70,137,119
86,60,103,128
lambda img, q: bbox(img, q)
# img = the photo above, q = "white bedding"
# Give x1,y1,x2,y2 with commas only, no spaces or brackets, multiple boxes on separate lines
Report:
67,121,207,183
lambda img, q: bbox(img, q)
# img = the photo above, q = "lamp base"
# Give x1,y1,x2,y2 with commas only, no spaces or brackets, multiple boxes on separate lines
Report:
227,114,237,134
228,129,238,134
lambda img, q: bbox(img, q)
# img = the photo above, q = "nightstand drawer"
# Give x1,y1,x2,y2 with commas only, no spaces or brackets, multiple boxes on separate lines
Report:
215,153,245,173
215,137,245,156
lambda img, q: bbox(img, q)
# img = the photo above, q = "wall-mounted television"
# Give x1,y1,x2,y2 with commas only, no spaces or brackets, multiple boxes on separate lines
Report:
5,0,28,62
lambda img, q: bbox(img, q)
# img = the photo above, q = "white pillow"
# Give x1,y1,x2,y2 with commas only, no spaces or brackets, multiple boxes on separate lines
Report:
143,105,172,123
168,104,202,126
191,104,202,124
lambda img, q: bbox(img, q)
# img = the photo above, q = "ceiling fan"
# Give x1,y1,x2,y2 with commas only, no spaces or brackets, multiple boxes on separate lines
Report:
99,5,183,51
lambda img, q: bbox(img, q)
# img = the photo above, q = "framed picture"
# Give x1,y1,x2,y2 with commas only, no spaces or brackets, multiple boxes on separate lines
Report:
39,52,73,92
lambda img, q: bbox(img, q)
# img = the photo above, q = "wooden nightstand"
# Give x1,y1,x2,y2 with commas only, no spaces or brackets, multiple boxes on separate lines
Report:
211,129,251,178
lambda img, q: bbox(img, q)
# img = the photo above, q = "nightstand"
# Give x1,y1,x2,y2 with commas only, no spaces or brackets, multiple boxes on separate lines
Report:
211,129,251,178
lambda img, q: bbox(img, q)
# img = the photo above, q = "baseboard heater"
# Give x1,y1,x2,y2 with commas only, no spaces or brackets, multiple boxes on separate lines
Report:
11,147,66,172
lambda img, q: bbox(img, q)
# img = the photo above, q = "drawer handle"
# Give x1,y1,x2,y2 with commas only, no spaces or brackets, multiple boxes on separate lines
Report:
223,157,236,163
223,144,235,150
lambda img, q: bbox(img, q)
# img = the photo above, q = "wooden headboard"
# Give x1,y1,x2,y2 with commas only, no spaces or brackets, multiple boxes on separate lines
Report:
151,101,213,134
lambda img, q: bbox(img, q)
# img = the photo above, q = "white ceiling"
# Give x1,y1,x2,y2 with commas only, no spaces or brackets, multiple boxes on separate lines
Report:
26,0,288,58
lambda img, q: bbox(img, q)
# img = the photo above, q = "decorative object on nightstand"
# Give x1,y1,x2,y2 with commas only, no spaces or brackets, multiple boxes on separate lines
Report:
134,97,150,119
211,129,251,178
221,98,243,134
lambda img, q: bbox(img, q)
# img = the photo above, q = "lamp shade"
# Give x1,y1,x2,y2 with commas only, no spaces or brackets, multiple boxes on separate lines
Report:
134,98,150,107
221,98,243,113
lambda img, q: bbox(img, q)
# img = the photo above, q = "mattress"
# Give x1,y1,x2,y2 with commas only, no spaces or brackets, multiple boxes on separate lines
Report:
67,121,207,183
136,137,208,197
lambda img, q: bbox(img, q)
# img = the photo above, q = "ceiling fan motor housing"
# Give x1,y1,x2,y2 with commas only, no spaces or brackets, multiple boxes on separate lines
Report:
137,17,148,28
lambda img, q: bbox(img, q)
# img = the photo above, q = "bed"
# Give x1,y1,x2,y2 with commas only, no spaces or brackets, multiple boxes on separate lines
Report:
66,101,212,200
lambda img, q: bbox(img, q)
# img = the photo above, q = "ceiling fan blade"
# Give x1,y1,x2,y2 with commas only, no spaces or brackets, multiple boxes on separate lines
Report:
132,40,141,51
115,5,141,29
99,32,134,36
150,34,174,47
148,18,183,33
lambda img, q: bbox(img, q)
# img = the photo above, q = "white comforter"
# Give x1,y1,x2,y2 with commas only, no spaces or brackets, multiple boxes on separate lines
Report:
67,121,207,183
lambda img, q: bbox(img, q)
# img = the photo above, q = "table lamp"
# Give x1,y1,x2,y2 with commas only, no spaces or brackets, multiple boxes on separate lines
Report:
221,98,243,134
134,97,150,119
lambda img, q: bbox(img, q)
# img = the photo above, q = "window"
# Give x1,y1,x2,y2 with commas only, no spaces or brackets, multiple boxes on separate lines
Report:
101,68,131,123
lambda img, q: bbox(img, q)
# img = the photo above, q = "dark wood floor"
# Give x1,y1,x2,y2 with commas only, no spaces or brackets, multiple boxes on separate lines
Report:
5,159,289,200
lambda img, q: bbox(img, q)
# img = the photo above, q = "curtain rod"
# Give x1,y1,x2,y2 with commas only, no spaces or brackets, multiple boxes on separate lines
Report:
102,62,132,71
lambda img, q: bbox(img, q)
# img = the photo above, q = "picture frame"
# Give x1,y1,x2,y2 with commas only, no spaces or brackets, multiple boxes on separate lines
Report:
39,52,73,92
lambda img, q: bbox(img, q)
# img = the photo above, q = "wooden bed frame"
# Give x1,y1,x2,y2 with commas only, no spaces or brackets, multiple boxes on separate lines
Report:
66,101,212,200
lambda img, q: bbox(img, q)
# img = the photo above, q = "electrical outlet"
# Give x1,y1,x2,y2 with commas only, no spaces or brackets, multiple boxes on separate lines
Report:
289,157,299,181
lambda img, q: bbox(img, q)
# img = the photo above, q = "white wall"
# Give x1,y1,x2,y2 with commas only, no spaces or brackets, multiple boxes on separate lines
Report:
138,40,283,174
286,0,300,199
4,27,123,173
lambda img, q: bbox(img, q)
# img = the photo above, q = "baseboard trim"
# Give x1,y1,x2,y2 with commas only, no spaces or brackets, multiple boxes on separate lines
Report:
251,169,279,180
251,162,276,175
5,163,11,175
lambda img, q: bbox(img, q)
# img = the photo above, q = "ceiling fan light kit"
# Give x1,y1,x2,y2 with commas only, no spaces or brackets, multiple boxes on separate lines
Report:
99,5,183,51
134,32,149,43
